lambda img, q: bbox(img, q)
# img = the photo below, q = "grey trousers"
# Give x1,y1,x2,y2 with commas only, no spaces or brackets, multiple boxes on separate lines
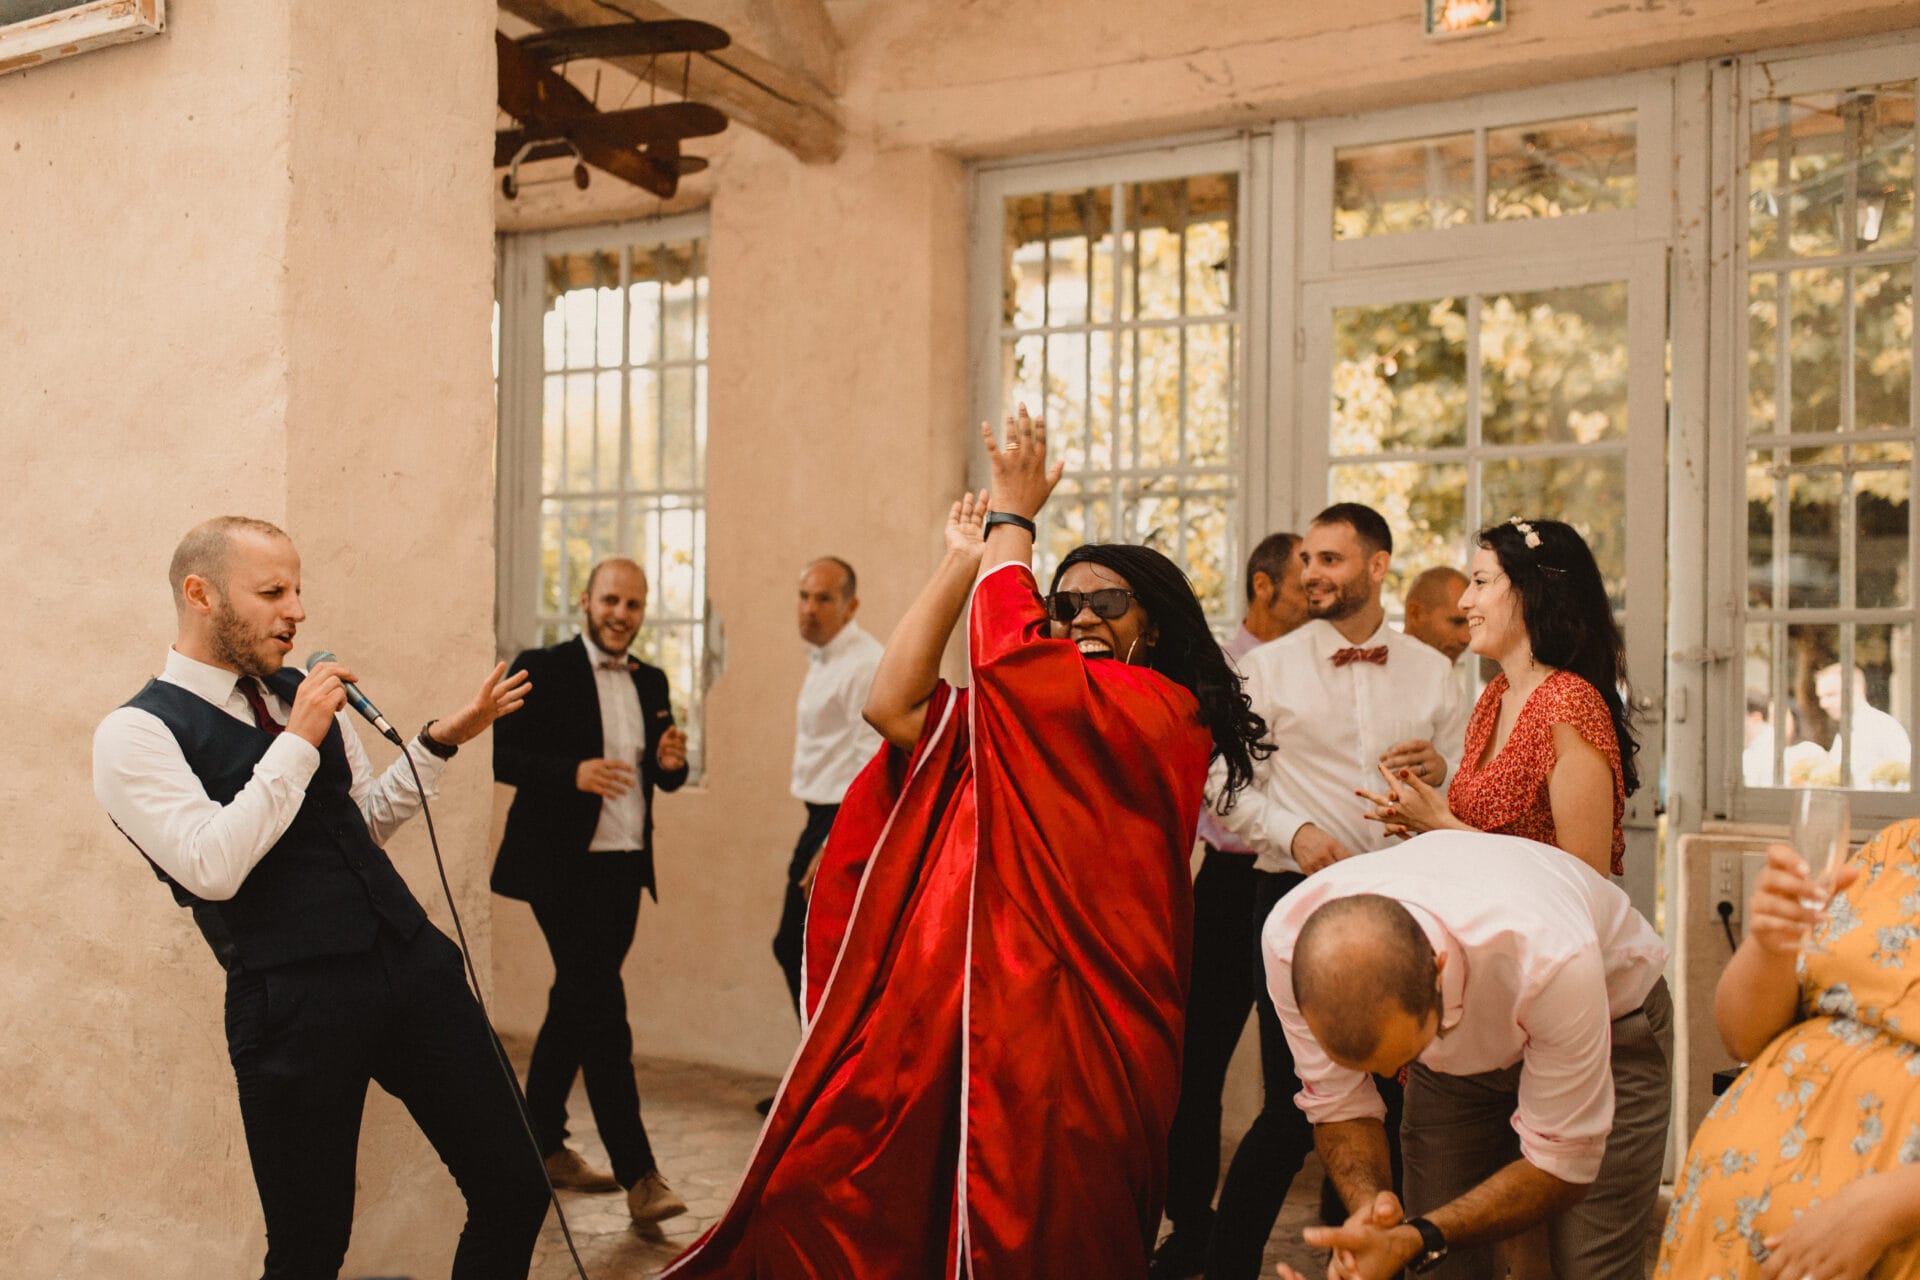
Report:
1400,976,1673,1280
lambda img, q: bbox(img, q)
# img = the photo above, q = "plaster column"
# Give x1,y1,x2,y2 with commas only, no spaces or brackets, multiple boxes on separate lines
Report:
0,2,498,1275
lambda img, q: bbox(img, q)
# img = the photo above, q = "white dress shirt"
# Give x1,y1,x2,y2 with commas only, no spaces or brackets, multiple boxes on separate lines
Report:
581,634,649,852
791,621,885,805
1212,618,1470,872
1832,703,1912,788
93,647,448,901
1263,830,1667,1185
1195,623,1265,855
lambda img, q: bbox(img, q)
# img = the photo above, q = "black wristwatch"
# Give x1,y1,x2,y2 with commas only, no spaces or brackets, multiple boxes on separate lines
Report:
983,511,1037,537
1405,1217,1448,1272
417,721,458,760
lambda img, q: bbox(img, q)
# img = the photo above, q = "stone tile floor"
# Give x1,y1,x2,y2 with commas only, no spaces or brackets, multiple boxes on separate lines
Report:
521,1046,1661,1279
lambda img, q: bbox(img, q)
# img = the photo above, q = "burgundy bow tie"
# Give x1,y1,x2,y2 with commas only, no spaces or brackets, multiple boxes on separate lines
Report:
1331,645,1389,668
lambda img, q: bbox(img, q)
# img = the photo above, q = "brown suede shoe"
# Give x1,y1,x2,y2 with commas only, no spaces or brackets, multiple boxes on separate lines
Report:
627,1170,688,1224
543,1146,620,1193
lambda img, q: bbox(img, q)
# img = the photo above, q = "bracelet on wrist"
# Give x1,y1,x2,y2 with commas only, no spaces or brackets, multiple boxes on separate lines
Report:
417,721,458,759
984,511,1037,537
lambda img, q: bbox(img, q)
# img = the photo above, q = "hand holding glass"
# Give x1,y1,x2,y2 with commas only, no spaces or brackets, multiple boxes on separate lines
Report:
1789,787,1851,953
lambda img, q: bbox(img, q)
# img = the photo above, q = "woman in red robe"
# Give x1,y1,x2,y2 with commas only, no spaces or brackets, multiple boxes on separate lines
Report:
664,407,1271,1280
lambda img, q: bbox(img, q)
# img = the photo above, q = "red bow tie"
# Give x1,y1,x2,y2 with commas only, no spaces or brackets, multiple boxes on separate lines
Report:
1331,645,1389,667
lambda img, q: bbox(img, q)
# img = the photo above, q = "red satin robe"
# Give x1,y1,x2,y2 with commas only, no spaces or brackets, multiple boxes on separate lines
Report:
664,562,1211,1279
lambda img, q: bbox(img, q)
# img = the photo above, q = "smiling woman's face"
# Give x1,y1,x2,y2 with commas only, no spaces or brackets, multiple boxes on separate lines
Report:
1051,561,1157,665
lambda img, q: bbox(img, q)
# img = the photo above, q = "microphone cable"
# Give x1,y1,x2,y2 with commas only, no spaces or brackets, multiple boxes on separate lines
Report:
399,747,593,1280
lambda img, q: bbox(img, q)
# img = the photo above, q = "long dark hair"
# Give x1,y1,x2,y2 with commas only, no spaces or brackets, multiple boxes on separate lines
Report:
1051,544,1274,811
1477,519,1641,796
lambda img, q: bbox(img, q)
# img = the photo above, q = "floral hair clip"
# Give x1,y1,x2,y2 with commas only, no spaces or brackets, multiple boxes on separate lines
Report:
1508,516,1543,549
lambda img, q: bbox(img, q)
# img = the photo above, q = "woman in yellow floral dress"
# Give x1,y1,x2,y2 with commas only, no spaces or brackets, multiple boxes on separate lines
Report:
1660,817,1920,1279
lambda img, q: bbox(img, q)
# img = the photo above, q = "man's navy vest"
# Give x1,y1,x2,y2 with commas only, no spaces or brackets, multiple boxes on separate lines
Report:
117,667,426,970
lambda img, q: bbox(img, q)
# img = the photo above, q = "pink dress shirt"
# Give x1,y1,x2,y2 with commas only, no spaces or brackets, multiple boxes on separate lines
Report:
1261,829,1666,1184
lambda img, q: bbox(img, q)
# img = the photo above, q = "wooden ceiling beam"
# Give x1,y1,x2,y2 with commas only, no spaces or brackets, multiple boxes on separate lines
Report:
499,0,843,164
746,0,841,96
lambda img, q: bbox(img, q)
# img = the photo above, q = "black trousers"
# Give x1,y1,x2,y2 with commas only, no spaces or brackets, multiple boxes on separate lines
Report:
1164,845,1267,1234
224,924,548,1280
1203,868,1319,1280
771,802,840,1014
525,852,658,1187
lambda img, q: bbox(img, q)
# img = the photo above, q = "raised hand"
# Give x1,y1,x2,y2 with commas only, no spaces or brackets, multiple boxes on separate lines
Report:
431,662,533,746
980,403,1064,521
946,489,990,560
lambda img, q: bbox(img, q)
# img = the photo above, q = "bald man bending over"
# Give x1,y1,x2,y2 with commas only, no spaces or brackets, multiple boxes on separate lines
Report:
1267,832,1670,1280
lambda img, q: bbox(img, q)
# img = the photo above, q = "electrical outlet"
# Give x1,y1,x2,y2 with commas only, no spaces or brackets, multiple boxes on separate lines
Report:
1710,852,1742,928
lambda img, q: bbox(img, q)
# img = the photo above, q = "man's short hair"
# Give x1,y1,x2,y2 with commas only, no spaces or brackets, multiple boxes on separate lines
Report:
807,556,858,601
1244,532,1299,603
1291,894,1440,1062
168,516,289,607
1405,565,1467,610
583,558,647,599
1310,502,1394,558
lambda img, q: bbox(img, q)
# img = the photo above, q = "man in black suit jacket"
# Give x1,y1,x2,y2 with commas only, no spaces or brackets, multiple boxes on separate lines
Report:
493,557,690,1226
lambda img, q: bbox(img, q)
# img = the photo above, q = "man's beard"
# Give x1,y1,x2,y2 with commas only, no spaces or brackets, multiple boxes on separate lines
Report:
586,617,632,656
208,598,276,678
1308,575,1371,622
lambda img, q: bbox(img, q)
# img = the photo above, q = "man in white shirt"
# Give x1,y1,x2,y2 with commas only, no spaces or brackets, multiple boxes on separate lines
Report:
1402,567,1470,664
1816,662,1912,788
1203,502,1469,1280
772,557,884,1013
1267,832,1672,1280
1152,531,1308,1280
93,516,547,1279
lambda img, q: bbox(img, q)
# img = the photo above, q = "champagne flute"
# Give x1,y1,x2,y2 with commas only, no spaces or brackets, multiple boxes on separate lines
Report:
1789,787,1851,954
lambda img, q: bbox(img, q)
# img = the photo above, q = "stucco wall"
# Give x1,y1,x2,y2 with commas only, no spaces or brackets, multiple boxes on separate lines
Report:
0,1,497,1275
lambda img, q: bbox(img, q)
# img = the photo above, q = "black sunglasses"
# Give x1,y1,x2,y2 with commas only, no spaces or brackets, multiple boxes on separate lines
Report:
1045,588,1137,623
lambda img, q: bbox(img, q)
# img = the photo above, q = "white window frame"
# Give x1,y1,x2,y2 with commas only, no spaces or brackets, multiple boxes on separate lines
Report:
495,211,713,773
1294,73,1680,923
1704,34,1920,827
1300,72,1675,278
969,134,1271,622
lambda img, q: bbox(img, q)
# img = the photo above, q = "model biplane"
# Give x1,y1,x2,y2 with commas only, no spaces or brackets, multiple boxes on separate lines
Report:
495,20,729,200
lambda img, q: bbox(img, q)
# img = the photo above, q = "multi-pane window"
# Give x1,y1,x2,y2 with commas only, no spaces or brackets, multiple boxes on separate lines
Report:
513,235,710,773
996,173,1242,623
1334,110,1638,239
1327,279,1633,606
1740,81,1915,793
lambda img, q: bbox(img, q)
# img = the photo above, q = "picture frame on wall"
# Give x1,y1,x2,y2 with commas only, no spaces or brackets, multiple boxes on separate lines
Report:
1424,0,1506,39
0,0,165,77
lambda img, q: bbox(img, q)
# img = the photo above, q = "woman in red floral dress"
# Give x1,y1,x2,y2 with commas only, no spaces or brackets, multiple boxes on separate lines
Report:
1360,517,1641,878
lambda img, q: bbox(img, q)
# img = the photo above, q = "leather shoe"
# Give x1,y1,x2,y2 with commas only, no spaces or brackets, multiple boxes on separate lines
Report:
628,1170,688,1224
543,1146,620,1193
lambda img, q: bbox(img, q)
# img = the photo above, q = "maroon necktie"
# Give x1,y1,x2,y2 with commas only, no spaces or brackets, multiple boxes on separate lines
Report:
237,677,283,736
1331,645,1389,668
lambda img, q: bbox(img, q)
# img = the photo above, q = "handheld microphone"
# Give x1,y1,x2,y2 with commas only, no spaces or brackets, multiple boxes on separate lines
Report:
304,650,405,745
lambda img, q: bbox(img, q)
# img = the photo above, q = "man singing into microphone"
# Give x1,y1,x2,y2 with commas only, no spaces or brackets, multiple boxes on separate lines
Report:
92,516,550,1279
